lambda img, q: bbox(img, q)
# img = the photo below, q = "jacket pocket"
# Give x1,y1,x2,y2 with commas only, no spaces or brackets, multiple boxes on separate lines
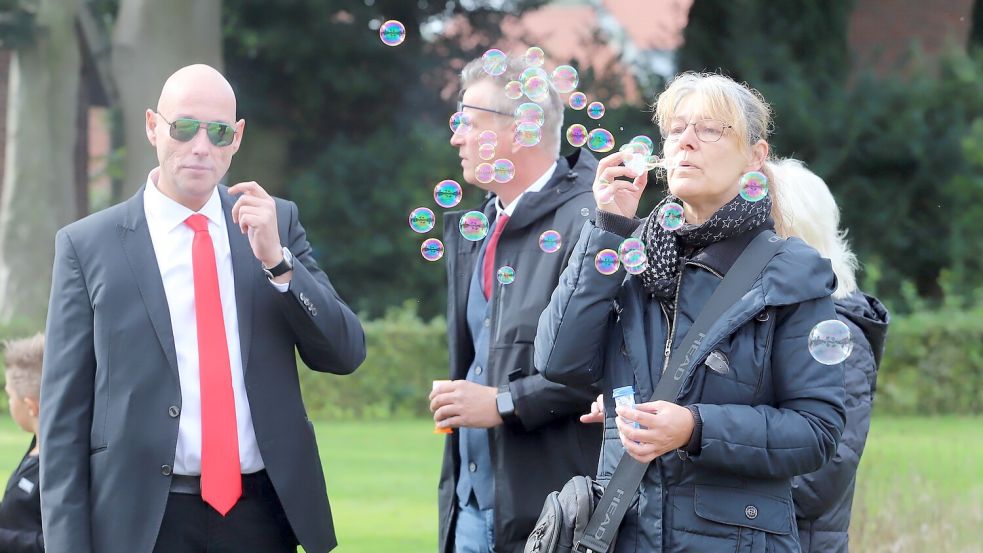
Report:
694,485,792,535
667,485,794,553
493,341,535,382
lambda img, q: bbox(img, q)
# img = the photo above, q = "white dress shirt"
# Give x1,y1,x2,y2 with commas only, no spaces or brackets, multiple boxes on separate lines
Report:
143,169,264,475
495,161,557,217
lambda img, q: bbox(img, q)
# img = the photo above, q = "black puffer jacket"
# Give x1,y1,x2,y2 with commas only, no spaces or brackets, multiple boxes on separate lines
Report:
793,291,889,553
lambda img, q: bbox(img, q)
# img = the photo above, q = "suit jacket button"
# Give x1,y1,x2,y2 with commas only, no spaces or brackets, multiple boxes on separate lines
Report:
311,307,318,316
300,292,309,302
168,405,180,418
745,505,758,520
161,464,172,476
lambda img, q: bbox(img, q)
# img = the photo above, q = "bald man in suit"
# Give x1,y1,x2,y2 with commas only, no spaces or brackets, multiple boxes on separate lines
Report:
40,64,365,553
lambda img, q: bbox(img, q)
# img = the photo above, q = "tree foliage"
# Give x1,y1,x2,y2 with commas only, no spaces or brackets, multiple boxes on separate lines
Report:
221,0,550,318
677,0,983,311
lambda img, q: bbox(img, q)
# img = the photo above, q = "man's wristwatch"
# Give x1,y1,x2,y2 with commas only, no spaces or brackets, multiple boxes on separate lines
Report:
496,384,519,425
262,246,294,279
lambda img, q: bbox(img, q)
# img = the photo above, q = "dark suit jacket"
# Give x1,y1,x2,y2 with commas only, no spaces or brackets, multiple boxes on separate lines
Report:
39,185,366,553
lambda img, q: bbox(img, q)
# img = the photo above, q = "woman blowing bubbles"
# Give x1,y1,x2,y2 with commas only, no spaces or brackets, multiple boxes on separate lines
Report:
534,72,846,552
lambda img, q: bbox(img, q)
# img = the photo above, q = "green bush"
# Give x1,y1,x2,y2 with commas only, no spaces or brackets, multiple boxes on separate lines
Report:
296,302,983,420
875,306,983,415
298,301,449,420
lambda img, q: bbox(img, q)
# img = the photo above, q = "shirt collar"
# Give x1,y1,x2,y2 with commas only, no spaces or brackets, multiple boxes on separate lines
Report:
495,161,558,217
144,167,224,232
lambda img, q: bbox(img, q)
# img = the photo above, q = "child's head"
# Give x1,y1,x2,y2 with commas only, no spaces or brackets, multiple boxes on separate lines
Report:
3,333,43,433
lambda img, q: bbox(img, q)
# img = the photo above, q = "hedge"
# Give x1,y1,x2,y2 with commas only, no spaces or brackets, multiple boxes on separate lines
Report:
2,302,980,419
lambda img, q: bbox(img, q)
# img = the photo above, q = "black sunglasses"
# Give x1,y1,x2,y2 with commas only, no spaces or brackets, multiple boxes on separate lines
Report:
156,112,236,147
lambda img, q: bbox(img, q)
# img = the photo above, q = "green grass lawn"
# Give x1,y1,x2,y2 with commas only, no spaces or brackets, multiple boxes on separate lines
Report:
1,416,980,552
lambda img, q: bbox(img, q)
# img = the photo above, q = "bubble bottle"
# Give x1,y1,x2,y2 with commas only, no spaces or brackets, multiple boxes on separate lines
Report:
612,385,641,429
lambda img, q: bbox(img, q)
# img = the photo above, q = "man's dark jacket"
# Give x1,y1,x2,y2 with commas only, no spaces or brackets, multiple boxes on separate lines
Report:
793,291,889,553
438,149,603,553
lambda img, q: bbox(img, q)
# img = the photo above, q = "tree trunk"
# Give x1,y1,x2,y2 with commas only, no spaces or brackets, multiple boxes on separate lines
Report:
0,0,81,329
111,0,222,198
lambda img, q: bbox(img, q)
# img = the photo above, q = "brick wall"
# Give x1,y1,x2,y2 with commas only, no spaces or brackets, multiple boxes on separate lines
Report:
849,0,975,74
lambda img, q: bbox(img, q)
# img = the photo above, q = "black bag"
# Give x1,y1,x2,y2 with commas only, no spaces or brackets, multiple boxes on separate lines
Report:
524,476,612,553
523,231,783,553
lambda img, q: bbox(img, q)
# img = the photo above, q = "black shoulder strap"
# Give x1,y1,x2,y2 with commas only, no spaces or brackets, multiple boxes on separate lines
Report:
575,230,784,553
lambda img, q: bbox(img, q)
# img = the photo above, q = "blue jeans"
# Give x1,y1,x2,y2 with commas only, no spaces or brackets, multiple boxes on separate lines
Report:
455,496,495,553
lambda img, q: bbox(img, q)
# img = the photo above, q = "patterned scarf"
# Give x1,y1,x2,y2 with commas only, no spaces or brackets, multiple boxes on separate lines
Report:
638,193,773,297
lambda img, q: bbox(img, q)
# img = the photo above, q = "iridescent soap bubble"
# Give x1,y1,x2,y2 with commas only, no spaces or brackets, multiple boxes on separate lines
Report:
524,46,545,67
504,80,523,100
594,249,621,275
434,180,462,209
587,101,606,120
475,163,495,184
520,66,550,84
808,320,853,365
482,49,508,76
493,159,516,183
539,230,562,253
497,266,516,285
514,123,542,147
551,65,579,94
739,171,769,202
630,135,654,155
658,202,685,231
459,211,490,241
566,124,588,147
587,128,615,153
479,143,496,160
408,207,436,233
420,238,444,261
379,20,406,46
618,238,645,259
568,92,588,110
523,76,550,103
625,261,648,275
622,249,647,269
449,111,473,134
478,130,498,147
619,142,651,176
515,102,545,127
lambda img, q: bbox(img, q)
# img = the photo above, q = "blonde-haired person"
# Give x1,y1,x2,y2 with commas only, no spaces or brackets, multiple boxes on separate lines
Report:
535,72,847,552
1,333,45,552
770,158,889,553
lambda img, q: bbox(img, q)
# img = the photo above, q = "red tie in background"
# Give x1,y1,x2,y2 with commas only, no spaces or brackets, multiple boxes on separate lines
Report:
482,213,510,299
185,214,241,516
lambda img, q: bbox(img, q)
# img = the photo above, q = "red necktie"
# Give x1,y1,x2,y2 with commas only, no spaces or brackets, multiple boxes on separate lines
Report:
482,213,510,299
185,214,241,515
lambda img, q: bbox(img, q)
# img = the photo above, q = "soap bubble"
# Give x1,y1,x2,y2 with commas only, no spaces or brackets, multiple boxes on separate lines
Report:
808,320,854,365
658,202,685,231
739,171,769,202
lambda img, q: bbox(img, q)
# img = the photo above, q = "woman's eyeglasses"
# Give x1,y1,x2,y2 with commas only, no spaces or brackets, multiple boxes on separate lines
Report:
662,120,733,143
156,112,236,147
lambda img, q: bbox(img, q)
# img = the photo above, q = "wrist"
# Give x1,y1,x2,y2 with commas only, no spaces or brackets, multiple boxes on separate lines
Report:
496,384,519,426
683,404,703,455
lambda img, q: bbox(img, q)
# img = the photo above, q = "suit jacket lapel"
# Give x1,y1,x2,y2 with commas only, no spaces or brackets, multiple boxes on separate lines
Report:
118,186,180,379
220,187,255,375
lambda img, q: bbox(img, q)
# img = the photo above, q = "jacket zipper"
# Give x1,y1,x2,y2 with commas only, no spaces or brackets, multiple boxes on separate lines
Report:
660,271,685,374
658,261,723,375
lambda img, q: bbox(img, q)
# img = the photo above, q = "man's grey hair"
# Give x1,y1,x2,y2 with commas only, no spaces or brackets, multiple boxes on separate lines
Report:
460,54,565,158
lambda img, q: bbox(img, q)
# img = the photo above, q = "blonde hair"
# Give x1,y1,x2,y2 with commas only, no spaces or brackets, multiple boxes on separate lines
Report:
768,158,858,298
3,332,44,399
653,72,773,158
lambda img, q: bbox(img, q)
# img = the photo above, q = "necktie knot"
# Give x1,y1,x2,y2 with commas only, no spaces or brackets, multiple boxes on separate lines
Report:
185,213,210,233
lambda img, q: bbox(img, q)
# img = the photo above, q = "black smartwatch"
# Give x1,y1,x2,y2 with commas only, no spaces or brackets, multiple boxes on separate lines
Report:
496,384,519,425
262,247,294,279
